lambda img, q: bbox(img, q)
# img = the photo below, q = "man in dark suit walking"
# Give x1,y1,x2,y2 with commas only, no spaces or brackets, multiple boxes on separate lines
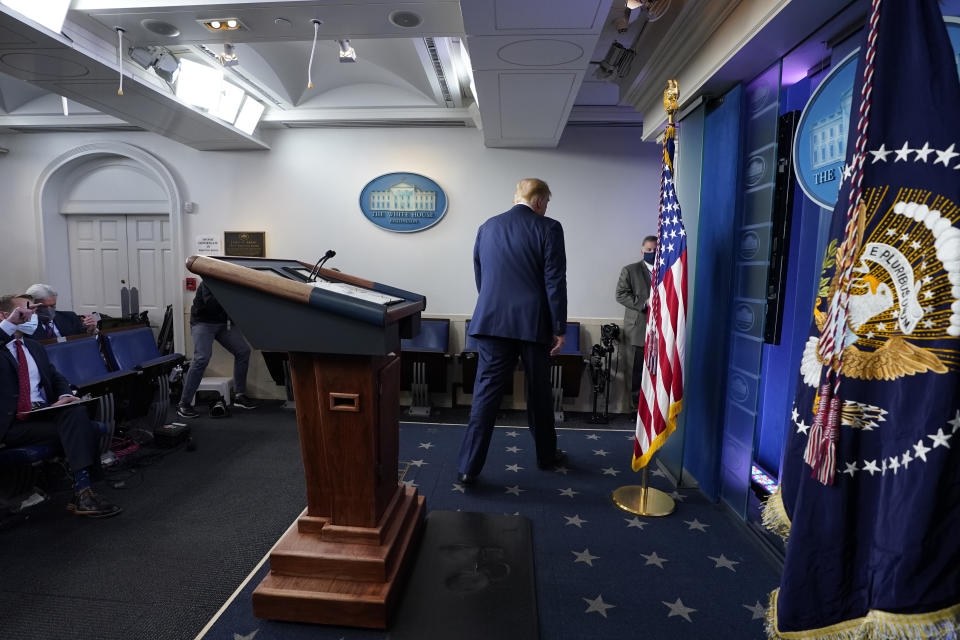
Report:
457,178,568,485
616,235,658,409
0,295,121,518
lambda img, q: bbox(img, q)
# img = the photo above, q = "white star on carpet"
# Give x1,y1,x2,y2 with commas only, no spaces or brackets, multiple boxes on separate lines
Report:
708,554,739,571
565,514,587,528
505,485,525,496
586,433,600,440
558,487,580,498
929,428,952,449
583,594,615,618
593,449,610,457
915,142,935,162
505,445,522,453
505,463,523,472
601,467,621,476
452,483,465,493
572,548,599,566
625,516,647,529
663,597,696,622
743,601,766,620
418,442,434,450
913,439,932,461
505,430,518,437
862,459,880,476
685,519,709,532
949,410,960,434
869,143,891,163
408,459,426,467
642,551,668,568
894,140,913,162
934,143,959,166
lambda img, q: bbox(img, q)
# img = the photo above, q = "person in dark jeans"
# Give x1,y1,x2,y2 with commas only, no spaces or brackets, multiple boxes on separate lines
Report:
177,282,258,418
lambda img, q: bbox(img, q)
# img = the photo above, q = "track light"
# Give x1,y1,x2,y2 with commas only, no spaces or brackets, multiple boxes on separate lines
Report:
128,45,181,83
338,39,356,63
219,42,239,67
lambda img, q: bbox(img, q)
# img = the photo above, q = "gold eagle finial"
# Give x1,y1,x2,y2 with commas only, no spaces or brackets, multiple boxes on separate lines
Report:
663,79,679,124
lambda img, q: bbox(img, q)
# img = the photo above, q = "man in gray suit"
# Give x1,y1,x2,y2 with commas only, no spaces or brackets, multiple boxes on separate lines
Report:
616,235,657,409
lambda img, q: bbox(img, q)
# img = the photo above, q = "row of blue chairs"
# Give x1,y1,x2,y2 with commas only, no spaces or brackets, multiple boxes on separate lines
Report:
399,319,584,418
0,327,184,512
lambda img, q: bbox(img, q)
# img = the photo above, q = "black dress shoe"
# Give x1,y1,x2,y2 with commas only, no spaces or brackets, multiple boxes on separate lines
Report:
68,488,123,519
537,449,568,470
456,473,476,485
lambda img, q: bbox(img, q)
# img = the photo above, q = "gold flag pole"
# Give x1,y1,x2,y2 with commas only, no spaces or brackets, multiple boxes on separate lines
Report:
611,80,680,518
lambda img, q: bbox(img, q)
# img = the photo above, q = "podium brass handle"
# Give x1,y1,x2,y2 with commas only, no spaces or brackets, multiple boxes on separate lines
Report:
329,393,360,412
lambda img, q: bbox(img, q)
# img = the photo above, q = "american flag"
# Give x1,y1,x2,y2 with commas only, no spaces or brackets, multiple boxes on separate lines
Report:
633,124,687,471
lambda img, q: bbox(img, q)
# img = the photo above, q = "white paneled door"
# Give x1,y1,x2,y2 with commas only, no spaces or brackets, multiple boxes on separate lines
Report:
67,215,171,327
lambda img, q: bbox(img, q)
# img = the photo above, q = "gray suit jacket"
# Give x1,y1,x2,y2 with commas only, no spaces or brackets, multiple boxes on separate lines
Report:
615,261,652,346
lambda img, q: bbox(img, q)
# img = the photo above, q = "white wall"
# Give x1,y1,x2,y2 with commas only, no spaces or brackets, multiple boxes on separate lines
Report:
0,124,662,409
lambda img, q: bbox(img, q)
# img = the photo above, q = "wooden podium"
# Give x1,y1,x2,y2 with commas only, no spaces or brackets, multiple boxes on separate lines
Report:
186,255,427,628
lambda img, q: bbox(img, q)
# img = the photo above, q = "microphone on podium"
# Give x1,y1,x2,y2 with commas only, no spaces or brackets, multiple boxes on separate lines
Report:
309,250,336,281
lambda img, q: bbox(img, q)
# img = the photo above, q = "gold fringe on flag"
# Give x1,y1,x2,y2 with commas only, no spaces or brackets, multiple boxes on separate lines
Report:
766,589,960,640
760,486,791,541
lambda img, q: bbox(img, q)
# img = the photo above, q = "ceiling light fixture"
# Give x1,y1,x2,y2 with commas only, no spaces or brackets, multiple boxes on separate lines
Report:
201,18,243,32
128,45,181,83
338,39,356,63
219,42,239,67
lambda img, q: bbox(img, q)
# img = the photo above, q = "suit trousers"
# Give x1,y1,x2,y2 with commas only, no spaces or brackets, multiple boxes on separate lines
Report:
457,336,557,476
2,405,100,472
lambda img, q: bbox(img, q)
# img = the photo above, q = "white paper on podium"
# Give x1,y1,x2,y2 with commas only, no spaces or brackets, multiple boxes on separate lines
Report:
312,281,404,305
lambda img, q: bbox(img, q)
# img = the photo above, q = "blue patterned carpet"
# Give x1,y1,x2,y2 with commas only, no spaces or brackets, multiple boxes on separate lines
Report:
199,423,780,640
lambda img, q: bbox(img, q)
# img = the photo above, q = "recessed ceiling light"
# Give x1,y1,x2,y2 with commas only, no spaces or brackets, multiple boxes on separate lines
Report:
140,19,180,37
200,18,244,32
389,10,422,28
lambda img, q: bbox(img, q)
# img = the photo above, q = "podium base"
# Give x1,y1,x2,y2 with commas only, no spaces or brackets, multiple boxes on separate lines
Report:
252,487,425,628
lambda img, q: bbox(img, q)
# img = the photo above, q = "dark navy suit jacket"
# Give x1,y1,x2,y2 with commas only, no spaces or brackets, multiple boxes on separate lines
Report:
469,204,567,344
0,330,73,440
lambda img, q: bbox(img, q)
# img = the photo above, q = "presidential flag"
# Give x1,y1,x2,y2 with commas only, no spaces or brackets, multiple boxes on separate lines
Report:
633,120,687,471
765,0,960,637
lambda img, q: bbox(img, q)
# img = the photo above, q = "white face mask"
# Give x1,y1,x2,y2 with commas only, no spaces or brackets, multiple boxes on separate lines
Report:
14,314,39,335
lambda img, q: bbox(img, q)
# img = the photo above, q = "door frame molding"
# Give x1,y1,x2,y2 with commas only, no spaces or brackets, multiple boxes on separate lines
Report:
33,142,186,353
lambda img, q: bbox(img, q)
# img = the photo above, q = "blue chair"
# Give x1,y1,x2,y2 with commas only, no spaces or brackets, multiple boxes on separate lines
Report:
400,318,451,416
45,336,139,450
101,327,185,430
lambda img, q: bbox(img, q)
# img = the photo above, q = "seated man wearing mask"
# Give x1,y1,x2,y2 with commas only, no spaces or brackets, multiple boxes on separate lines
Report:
0,295,121,518
24,283,97,339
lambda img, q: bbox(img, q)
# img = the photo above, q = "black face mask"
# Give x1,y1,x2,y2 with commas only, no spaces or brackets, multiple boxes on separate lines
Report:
643,252,656,265
36,306,56,322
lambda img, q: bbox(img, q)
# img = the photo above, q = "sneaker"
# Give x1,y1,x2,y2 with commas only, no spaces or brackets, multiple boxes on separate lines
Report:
68,488,122,518
232,394,259,409
177,404,200,419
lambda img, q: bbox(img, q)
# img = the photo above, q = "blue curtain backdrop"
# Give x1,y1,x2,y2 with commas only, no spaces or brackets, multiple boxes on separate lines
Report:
682,85,744,501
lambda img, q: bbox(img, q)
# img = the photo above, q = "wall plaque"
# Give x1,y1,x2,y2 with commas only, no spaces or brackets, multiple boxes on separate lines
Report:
224,231,266,257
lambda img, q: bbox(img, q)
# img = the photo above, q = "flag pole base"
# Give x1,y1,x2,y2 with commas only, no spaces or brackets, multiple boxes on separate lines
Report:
611,467,674,517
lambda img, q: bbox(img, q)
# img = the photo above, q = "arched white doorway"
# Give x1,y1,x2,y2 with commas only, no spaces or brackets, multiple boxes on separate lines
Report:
33,142,186,352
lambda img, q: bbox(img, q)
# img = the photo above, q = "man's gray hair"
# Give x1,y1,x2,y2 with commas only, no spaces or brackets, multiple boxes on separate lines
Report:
25,283,58,299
